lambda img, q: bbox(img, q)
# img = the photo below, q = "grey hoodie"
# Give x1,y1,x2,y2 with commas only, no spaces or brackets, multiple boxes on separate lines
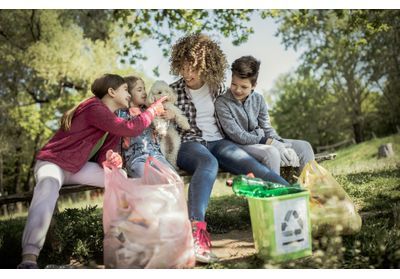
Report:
215,89,282,145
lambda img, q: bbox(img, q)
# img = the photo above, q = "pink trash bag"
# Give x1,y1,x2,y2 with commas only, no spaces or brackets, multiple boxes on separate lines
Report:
103,156,195,268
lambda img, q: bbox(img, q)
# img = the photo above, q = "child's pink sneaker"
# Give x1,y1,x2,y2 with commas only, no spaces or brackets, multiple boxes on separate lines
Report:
192,221,218,264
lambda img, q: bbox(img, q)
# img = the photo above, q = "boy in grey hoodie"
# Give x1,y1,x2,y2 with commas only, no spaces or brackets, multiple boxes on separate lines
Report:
215,56,314,175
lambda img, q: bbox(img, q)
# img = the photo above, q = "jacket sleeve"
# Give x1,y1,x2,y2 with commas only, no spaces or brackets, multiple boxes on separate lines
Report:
215,98,263,145
84,103,154,137
258,99,282,141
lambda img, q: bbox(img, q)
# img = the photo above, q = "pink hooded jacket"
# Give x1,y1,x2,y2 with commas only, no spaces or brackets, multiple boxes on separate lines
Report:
36,97,154,173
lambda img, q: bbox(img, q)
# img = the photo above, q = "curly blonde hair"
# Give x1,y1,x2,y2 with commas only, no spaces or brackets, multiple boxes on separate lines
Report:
169,33,228,92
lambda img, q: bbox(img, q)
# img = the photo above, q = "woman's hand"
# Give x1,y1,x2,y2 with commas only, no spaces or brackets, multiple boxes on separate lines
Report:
159,109,176,120
104,150,123,169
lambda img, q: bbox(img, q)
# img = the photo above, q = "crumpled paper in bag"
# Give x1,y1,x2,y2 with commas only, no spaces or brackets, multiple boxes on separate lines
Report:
103,157,195,268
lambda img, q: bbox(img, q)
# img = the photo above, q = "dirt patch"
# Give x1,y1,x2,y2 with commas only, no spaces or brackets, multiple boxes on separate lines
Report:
211,229,256,262
52,229,258,269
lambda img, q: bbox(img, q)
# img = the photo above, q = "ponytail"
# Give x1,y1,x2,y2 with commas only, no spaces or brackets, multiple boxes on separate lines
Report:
60,98,90,131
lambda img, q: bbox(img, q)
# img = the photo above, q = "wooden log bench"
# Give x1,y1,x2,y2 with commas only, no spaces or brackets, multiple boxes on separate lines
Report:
0,152,336,207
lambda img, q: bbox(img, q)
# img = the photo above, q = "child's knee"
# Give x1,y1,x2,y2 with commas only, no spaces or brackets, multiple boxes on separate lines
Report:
299,140,315,158
36,176,62,189
201,155,219,172
33,177,62,200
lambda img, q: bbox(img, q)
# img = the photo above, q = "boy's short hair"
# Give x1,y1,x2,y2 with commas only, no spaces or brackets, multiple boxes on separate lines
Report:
231,56,261,86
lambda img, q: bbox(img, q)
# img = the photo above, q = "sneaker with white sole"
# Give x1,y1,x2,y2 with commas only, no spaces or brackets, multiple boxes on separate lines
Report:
192,221,218,264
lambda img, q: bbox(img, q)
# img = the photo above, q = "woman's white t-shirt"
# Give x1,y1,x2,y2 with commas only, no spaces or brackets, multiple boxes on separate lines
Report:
189,84,223,141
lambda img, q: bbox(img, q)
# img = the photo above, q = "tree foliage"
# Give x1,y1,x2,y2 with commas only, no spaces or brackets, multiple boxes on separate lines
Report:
269,10,400,143
271,73,350,148
113,9,255,72
0,9,255,195
0,10,124,194
361,10,400,134
1,9,397,195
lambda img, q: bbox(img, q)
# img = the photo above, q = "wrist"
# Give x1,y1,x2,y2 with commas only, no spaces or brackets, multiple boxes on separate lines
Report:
147,107,157,118
259,136,268,144
266,138,274,145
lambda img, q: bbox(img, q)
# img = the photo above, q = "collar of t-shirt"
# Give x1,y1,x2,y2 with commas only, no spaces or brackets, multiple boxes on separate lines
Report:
188,83,223,141
187,83,209,100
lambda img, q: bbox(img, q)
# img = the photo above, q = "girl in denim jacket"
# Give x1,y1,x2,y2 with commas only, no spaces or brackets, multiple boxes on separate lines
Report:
117,76,176,178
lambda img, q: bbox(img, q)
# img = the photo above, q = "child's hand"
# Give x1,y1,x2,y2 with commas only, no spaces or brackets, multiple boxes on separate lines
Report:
104,150,122,169
148,96,168,117
129,107,142,116
122,137,130,149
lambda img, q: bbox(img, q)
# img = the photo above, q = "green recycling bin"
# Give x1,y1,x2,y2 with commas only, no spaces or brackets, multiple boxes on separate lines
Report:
247,190,312,262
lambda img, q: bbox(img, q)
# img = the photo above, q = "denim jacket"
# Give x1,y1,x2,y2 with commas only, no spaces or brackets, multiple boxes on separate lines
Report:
116,109,163,166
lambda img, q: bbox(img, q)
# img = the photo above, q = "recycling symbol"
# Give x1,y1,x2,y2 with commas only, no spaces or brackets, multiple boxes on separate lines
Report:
280,210,304,243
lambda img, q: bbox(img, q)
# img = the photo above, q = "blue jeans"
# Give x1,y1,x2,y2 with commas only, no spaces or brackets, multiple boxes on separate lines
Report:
126,154,177,178
177,139,289,221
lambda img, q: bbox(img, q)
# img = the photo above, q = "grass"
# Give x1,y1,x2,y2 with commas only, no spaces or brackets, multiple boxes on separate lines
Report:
336,169,400,212
320,134,400,213
321,134,400,175
0,134,399,268
202,134,400,268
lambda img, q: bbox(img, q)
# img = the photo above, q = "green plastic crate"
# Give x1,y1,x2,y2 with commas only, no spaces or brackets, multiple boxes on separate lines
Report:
247,190,312,262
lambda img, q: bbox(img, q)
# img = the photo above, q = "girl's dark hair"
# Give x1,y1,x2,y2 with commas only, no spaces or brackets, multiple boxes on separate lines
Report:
231,56,261,86
123,75,144,94
60,74,125,131
91,74,126,99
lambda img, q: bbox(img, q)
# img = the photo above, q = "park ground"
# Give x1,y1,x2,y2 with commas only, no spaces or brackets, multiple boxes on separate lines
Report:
0,134,399,268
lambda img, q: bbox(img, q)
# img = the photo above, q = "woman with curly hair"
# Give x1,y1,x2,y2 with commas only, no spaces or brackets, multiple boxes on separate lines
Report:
169,33,289,264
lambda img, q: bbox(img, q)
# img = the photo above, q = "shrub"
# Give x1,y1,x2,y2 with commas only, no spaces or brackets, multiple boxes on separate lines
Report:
0,217,25,268
39,205,103,267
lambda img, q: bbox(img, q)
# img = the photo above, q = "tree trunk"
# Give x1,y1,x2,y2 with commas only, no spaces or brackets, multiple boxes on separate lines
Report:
352,122,364,143
0,153,3,195
0,154,8,216
14,131,22,194
23,133,41,192
343,61,365,144
23,152,36,192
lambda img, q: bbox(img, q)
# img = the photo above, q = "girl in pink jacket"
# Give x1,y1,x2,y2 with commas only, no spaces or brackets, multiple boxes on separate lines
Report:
18,74,166,268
